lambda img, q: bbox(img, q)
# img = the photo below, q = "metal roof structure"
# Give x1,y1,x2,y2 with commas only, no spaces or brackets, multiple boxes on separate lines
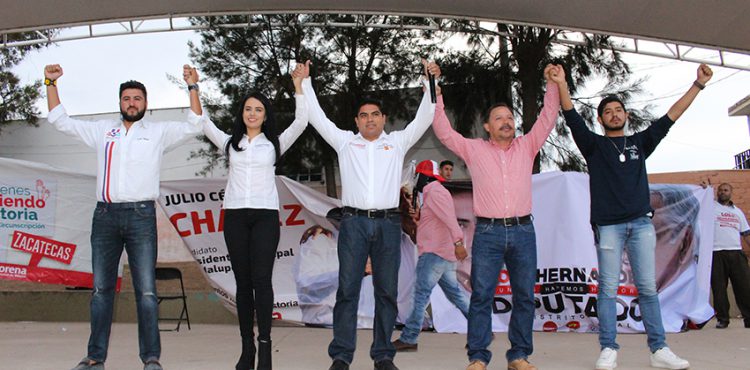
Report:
2,1,750,70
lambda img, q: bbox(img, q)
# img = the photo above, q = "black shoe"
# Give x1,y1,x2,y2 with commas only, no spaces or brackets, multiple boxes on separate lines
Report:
236,338,256,370
744,319,750,328
257,339,272,370
328,359,349,370
716,320,729,329
374,359,399,370
392,339,418,352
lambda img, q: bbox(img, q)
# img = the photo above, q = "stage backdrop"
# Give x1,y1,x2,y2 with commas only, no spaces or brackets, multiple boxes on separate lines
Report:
159,171,714,333
0,158,122,289
0,157,714,333
431,172,715,334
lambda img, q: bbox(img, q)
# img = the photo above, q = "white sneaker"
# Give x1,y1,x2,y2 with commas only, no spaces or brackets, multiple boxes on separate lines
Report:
595,348,617,370
650,347,690,369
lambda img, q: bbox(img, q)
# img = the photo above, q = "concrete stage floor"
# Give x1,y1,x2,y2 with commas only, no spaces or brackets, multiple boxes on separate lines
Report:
1,320,748,369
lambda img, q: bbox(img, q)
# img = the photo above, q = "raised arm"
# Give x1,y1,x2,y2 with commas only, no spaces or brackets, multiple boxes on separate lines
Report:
279,62,310,154
43,64,103,148
184,64,202,116
301,71,351,150
551,64,596,156
524,66,561,153
44,64,63,111
666,63,713,122
161,65,209,151
395,60,439,149
431,77,473,161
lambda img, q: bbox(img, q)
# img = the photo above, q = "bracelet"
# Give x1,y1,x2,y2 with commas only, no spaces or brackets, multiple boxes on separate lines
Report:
187,83,199,91
44,78,56,87
693,80,705,90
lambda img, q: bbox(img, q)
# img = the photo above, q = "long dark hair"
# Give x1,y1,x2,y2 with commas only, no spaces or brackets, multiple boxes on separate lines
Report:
225,92,281,163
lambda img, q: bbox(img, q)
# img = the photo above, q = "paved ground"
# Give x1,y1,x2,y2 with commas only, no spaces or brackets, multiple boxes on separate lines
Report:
2,320,749,369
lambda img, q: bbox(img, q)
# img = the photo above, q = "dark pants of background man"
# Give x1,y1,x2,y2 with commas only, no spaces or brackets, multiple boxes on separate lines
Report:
711,250,750,326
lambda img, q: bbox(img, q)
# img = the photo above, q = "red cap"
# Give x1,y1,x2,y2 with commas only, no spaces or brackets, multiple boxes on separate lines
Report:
415,160,447,182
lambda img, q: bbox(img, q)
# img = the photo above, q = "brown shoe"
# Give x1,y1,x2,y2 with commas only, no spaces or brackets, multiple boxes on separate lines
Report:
508,358,537,370
392,339,418,352
466,360,487,370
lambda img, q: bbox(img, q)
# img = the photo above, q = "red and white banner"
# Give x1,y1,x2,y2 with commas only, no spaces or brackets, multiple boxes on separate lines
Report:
1,157,713,333
0,158,122,289
431,172,715,334
157,177,418,327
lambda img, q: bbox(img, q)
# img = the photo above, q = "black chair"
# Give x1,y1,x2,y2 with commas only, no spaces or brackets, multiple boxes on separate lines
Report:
155,267,191,331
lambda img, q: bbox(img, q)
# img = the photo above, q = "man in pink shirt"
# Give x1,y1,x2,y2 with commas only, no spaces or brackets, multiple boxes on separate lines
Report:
432,65,560,370
392,160,469,352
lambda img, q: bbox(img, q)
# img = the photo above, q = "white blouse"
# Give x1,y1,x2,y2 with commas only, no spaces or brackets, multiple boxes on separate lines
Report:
191,95,308,210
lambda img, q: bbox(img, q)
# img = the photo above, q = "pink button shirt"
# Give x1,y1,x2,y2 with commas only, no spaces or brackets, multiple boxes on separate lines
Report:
416,181,464,261
432,82,560,218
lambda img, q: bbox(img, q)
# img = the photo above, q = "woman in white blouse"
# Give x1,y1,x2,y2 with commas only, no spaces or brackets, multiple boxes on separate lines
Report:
185,63,308,370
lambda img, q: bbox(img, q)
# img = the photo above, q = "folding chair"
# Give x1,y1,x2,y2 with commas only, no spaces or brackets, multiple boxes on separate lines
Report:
155,267,191,331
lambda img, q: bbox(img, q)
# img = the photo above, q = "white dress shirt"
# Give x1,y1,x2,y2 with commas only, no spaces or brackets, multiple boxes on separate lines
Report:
47,105,202,202
192,95,308,210
301,78,435,210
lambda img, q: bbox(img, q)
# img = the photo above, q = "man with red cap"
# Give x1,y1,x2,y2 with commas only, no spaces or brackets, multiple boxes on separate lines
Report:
392,160,469,352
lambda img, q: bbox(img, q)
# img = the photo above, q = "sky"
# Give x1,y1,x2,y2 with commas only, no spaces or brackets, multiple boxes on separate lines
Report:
9,28,750,174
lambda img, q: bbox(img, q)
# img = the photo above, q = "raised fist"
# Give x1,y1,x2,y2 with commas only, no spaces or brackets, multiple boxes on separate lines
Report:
44,64,63,80
697,63,713,85
183,65,199,85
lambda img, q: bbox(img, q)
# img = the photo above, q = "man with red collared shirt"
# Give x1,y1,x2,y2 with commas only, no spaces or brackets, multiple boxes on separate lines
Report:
432,64,560,370
392,160,469,352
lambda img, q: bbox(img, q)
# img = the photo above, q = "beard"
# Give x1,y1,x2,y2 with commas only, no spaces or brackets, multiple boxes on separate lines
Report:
121,107,146,123
602,120,625,132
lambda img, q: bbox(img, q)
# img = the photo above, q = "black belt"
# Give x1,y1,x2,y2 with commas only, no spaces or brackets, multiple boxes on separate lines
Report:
476,214,533,227
96,200,154,209
342,207,400,219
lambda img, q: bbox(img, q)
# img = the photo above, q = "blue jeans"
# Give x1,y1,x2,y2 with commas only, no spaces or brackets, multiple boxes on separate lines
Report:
88,201,160,363
399,252,469,344
467,221,537,364
594,216,666,353
328,211,402,364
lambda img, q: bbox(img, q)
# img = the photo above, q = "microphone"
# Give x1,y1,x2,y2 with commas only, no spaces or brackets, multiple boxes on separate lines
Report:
429,73,437,103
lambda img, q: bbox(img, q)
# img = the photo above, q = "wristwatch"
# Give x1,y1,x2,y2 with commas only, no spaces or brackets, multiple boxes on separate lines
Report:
187,83,199,91
454,240,464,248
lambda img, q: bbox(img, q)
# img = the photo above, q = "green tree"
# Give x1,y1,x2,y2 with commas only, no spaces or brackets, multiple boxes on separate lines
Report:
188,15,439,196
0,31,56,132
438,23,654,173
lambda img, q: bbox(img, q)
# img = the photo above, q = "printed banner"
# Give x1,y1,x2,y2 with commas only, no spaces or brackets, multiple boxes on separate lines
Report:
158,177,418,327
0,158,122,289
431,172,715,334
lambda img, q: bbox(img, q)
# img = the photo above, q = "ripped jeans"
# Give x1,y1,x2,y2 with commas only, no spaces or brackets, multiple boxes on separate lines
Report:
88,201,160,363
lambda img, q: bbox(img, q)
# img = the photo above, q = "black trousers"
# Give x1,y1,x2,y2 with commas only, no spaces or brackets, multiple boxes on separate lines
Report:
224,208,280,341
711,250,750,323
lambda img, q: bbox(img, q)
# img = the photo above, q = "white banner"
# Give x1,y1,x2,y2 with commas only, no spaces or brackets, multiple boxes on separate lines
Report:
431,171,714,334
157,177,418,327
0,158,123,288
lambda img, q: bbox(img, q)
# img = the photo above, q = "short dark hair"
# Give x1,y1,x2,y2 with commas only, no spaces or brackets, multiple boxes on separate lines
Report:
356,98,385,116
718,182,733,190
439,160,454,168
484,102,512,123
119,80,147,100
597,95,626,118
